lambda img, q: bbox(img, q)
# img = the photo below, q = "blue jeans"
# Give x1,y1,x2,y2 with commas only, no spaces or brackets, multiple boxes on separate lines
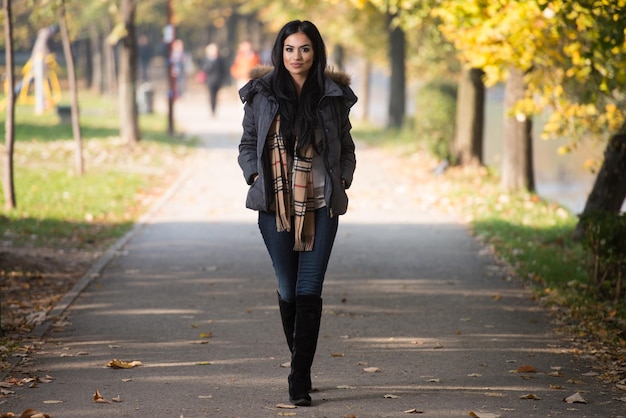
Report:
258,208,339,302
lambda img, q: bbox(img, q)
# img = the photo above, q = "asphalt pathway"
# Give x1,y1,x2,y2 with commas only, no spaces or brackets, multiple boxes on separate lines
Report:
2,84,624,418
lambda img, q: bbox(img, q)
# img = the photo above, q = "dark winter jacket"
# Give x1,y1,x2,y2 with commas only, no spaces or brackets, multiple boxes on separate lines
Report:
237,66,357,217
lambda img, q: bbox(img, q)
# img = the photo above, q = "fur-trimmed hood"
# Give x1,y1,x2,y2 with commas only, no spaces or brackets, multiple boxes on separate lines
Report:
248,65,352,87
240,65,356,107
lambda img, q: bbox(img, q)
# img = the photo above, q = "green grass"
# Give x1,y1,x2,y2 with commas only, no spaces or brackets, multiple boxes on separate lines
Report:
1,92,198,250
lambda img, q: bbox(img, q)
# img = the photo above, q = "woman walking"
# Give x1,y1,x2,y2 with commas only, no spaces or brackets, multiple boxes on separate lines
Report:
237,20,357,406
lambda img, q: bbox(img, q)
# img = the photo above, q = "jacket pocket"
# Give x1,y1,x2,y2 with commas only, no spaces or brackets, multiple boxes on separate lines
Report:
245,178,267,211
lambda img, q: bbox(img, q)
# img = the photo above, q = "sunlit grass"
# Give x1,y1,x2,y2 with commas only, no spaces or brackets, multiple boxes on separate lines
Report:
1,92,197,249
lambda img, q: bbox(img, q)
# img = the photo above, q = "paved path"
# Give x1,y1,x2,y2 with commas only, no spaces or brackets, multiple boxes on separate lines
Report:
2,84,623,418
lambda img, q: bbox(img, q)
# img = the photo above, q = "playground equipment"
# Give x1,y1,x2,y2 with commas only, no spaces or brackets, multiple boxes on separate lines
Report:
1,53,63,111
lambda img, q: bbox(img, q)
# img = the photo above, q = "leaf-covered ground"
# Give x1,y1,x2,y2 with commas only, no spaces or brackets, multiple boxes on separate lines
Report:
0,248,95,339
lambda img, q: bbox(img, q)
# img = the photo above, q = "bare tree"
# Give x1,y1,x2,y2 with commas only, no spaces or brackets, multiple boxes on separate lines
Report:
59,0,84,175
2,0,16,211
119,0,140,143
387,15,405,129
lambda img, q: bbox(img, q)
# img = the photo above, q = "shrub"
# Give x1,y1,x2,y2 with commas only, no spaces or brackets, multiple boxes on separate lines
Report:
579,211,626,303
413,80,457,163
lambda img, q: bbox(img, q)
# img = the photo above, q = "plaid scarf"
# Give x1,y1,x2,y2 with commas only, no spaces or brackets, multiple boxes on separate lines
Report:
268,116,316,251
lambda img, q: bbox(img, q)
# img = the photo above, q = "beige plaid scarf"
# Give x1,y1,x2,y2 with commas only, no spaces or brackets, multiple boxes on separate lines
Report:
268,116,316,251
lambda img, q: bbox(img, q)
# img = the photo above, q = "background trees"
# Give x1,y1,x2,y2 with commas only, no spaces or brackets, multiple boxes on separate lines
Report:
2,0,625,215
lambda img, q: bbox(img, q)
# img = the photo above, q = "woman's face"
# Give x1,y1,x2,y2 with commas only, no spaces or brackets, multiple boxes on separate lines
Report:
282,32,314,80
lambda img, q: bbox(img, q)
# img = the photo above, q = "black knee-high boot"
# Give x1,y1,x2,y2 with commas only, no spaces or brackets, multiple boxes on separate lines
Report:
289,294,322,406
277,292,295,353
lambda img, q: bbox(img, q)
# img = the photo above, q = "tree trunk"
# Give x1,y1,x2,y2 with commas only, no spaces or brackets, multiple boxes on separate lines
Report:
501,66,535,192
59,0,84,175
387,15,405,129
359,59,371,122
103,19,117,96
119,0,140,144
575,130,626,237
453,67,485,166
89,25,103,94
3,0,16,211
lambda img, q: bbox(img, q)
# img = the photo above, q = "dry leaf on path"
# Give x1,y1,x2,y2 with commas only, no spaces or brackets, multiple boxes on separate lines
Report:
403,408,424,414
93,389,111,403
564,392,587,404
383,394,400,399
18,410,51,418
515,365,537,373
364,367,380,373
469,412,501,418
106,359,143,369
519,393,541,400
276,403,297,409
42,400,63,404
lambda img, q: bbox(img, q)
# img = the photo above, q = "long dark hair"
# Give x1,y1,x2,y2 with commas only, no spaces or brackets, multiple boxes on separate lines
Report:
270,20,327,157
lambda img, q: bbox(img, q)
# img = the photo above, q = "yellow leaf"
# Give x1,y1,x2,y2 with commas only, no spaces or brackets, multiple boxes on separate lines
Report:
106,359,143,369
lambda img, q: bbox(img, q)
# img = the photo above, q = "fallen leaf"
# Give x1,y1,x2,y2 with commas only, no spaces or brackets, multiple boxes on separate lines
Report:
111,395,122,402
18,410,51,418
581,372,598,377
467,373,482,377
93,389,111,403
280,361,291,368
519,393,541,400
483,392,503,397
403,408,424,414
276,403,297,409
199,332,213,338
515,365,537,373
564,392,587,404
566,378,585,385
427,378,440,383
548,371,563,377
330,352,344,357
616,378,626,391
42,400,63,404
107,359,143,369
469,412,500,418
550,384,564,389
383,394,400,399
364,367,380,373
